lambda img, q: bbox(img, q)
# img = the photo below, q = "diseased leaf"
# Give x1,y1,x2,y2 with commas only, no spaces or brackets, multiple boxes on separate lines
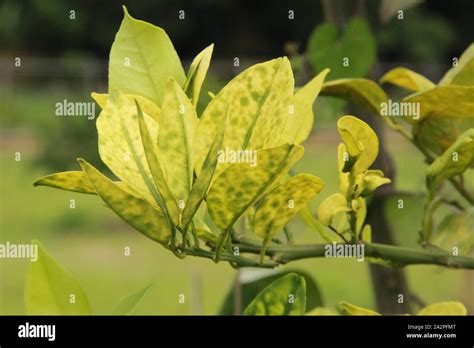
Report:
321,78,388,116
307,18,375,80
253,174,325,253
34,171,96,195
439,43,474,86
243,273,306,315
181,107,227,229
25,242,91,315
318,193,349,226
380,67,435,92
109,6,185,106
194,58,294,176
79,159,171,245
403,86,474,123
157,79,198,205
281,69,329,144
136,100,180,226
113,284,153,315
433,208,474,256
183,44,214,108
426,129,474,190
340,302,381,316
96,91,160,206
417,301,467,315
91,93,161,123
207,144,303,231
337,116,379,175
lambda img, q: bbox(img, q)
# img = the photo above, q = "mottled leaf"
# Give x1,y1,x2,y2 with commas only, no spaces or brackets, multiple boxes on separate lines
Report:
321,78,388,116
207,144,303,231
194,58,294,176
25,242,91,315
113,284,153,315
91,92,160,123
181,107,227,229
380,67,435,92
243,273,306,316
253,174,324,254
417,301,467,315
96,91,160,206
183,44,214,108
79,159,171,245
156,79,198,207
34,171,96,195
318,193,349,226
340,302,380,316
281,69,329,144
439,43,474,86
337,115,379,175
136,100,180,226
109,6,185,106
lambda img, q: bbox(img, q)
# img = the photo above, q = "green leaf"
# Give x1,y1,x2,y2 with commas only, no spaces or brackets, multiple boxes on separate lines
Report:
380,67,435,92
403,86,474,123
25,241,91,315
207,144,303,231
426,129,474,190
91,93,161,123
181,107,227,229
307,18,376,80
281,69,329,144
417,301,467,315
253,174,325,256
219,270,323,315
433,207,474,256
157,79,198,205
96,91,160,207
317,193,349,226
194,58,294,176
136,100,180,226
183,44,214,108
439,43,474,86
34,171,96,195
321,78,388,116
113,284,153,315
109,6,185,106
337,115,379,175
355,170,391,197
361,224,372,243
340,302,380,316
243,273,306,315
79,159,171,245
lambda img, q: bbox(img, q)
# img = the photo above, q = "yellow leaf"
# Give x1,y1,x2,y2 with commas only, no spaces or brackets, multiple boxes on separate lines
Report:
194,58,294,176
340,301,381,316
317,193,349,226
183,44,214,108
439,43,474,86
282,69,329,144
417,301,467,315
380,67,435,92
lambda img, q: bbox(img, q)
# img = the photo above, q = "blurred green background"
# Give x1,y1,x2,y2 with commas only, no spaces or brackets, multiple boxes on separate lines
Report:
1,0,473,315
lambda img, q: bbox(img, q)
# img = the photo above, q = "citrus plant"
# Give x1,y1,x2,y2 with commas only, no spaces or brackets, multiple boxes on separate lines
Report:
32,7,473,315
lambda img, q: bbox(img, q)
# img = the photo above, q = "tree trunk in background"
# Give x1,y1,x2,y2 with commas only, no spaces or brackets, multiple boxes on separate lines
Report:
364,113,411,314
